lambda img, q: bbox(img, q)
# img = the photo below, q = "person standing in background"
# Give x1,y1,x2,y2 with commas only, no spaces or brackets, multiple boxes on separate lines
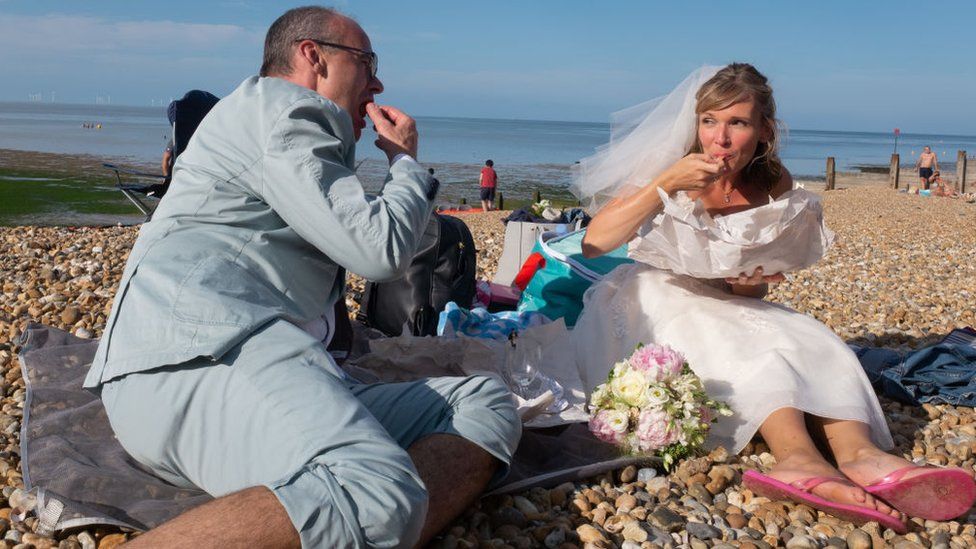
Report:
915,146,939,189
479,159,498,211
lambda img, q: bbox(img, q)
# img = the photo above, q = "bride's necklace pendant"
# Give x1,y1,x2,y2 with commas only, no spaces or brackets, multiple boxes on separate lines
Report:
724,192,732,204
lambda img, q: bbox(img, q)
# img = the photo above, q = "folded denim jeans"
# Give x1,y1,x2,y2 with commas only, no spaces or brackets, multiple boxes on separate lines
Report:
852,343,976,406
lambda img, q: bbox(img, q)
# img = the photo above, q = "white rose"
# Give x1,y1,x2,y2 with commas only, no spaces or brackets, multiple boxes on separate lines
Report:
605,409,630,433
611,361,630,379
610,368,649,407
646,384,670,406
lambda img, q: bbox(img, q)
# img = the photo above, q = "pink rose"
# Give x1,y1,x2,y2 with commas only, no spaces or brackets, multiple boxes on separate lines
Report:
634,409,674,452
589,409,628,445
629,344,686,381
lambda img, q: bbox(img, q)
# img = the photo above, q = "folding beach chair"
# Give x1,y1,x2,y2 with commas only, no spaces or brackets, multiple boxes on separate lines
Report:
104,90,220,220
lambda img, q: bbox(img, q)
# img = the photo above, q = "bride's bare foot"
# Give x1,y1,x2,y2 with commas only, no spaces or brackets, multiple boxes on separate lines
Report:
836,447,918,488
837,446,976,521
767,451,902,519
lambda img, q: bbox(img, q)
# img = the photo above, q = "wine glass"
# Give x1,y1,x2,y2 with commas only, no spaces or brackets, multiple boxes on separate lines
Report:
506,336,541,398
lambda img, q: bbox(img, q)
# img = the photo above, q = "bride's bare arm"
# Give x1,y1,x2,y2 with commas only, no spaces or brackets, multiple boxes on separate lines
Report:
581,182,666,258
582,154,724,258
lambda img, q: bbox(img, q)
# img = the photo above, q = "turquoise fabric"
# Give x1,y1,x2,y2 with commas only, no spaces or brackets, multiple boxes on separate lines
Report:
516,229,633,326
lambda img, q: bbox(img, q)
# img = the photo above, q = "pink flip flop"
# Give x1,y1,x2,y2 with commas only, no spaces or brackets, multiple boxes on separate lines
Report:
742,470,908,534
861,465,976,521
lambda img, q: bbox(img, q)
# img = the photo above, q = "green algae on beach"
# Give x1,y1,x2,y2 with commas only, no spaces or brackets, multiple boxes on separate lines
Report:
0,149,154,226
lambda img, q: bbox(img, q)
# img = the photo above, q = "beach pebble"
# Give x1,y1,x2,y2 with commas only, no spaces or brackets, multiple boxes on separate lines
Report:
542,527,565,548
686,522,721,540
643,476,669,494
846,528,872,549
512,496,539,516
621,521,648,543
649,508,685,532
615,493,637,513
575,524,607,544
21,533,55,549
636,467,657,483
619,465,637,483
786,534,818,549
95,533,127,549
8,490,34,513
490,506,526,529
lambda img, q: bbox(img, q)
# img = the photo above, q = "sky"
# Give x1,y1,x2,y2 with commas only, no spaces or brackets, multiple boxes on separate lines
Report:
1,0,974,134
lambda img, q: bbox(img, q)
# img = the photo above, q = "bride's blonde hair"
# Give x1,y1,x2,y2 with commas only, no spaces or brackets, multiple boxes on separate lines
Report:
688,63,784,192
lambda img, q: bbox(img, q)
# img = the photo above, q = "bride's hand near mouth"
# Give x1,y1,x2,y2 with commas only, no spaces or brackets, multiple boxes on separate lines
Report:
656,153,726,196
582,154,726,258
366,103,418,163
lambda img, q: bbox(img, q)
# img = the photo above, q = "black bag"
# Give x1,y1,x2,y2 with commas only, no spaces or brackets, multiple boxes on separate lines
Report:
359,214,477,336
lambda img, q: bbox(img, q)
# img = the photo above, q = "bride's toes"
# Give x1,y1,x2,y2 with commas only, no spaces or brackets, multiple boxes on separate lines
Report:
861,492,900,518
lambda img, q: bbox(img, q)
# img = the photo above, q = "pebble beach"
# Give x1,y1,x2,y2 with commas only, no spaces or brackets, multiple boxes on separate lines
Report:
0,180,975,548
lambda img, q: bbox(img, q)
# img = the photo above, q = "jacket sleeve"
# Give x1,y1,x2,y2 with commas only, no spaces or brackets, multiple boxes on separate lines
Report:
260,97,436,282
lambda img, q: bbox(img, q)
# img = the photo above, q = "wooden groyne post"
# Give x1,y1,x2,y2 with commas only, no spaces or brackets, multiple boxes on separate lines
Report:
533,190,542,203
497,192,504,210
825,157,835,190
889,154,900,189
957,150,968,193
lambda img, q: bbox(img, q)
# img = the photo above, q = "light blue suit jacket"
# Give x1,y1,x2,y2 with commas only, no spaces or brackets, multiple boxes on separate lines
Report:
85,76,436,388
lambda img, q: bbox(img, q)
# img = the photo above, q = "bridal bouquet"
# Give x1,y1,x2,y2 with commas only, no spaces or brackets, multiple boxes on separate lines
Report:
587,343,731,469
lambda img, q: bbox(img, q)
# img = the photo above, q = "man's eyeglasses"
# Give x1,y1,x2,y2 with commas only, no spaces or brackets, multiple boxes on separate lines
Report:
297,39,378,79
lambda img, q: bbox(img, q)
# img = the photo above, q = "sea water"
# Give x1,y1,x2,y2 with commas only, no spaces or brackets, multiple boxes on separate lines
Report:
3,101,975,196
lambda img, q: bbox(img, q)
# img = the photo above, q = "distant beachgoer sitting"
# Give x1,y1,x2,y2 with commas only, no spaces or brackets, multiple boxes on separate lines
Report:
930,171,960,198
915,145,939,189
84,7,519,548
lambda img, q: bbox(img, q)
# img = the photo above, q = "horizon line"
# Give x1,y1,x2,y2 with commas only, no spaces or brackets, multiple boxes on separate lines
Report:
1,99,974,140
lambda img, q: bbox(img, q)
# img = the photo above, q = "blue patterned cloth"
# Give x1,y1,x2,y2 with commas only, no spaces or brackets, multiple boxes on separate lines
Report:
437,302,550,339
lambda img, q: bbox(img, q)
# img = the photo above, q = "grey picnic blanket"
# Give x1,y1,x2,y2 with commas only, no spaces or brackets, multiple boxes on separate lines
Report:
18,323,647,533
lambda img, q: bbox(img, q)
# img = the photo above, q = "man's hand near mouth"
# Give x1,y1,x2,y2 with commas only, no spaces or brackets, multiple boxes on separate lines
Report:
367,103,419,163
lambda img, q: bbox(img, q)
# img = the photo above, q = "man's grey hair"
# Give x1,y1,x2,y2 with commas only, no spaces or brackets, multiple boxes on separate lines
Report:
260,6,347,77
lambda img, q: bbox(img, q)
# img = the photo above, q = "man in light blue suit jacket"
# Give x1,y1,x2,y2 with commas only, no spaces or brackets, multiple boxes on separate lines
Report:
86,7,521,548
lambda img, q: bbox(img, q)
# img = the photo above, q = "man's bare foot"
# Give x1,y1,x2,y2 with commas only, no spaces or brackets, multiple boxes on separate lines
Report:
767,451,902,519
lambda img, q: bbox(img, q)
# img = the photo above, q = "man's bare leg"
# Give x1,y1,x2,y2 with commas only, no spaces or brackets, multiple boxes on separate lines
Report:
123,486,300,549
124,434,497,548
759,408,900,518
409,433,497,547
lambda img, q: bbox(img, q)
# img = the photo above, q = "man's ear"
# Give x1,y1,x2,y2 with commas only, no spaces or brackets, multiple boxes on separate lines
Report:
297,40,327,76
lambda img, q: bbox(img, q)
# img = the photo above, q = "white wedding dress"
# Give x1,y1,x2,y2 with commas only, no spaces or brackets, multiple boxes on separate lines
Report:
573,261,894,454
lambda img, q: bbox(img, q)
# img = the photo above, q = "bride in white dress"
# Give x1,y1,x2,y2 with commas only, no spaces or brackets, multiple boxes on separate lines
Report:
571,64,974,527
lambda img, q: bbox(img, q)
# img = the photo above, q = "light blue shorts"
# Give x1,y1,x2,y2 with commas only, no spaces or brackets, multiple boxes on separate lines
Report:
100,320,521,548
